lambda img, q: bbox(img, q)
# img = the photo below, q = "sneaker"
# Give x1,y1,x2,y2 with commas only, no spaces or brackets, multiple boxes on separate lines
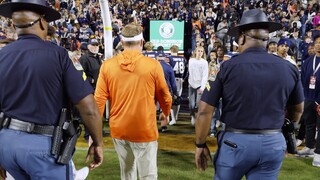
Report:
74,167,90,180
296,139,303,147
312,153,320,167
216,120,221,128
297,147,315,157
191,116,195,125
169,119,176,125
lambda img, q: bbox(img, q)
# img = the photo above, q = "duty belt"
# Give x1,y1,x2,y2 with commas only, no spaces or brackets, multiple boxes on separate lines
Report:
226,127,282,134
1,117,54,136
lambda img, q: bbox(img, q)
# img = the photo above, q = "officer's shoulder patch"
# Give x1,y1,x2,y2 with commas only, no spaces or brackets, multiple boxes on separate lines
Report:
72,61,84,71
206,82,211,91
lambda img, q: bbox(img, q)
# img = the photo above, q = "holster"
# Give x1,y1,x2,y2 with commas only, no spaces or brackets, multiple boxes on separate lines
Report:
56,120,82,165
0,112,4,130
282,119,298,154
51,109,68,155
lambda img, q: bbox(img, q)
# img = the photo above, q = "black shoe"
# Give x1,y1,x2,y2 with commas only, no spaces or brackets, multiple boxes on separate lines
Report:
159,126,168,133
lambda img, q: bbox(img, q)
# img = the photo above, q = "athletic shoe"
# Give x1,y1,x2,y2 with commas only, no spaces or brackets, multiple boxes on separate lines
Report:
169,119,176,125
74,167,90,180
312,153,320,167
216,120,221,128
297,147,315,157
296,139,303,147
191,116,195,125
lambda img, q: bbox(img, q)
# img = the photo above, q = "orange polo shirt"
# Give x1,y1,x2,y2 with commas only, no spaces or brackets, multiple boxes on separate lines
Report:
94,50,172,142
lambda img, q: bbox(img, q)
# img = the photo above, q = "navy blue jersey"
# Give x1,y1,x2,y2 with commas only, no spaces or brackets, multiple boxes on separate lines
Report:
301,55,320,102
168,55,186,78
143,51,157,59
201,48,304,130
0,35,93,125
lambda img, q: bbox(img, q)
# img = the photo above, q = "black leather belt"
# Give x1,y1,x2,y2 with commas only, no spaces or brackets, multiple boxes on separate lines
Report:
2,118,54,136
226,127,282,134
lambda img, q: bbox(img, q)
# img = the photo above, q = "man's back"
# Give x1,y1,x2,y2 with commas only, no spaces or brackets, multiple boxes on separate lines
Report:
211,48,301,129
95,50,172,142
0,34,92,125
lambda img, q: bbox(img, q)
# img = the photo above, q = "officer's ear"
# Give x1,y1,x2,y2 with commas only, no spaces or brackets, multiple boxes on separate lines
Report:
239,33,246,46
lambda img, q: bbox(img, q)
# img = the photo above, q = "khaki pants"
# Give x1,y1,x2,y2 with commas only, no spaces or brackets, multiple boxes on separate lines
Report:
113,139,158,180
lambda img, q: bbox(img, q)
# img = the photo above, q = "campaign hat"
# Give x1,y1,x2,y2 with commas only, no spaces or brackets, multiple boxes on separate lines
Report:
228,9,282,37
0,0,61,22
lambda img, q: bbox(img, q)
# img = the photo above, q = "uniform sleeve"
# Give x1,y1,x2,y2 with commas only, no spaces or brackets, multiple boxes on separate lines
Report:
94,62,109,117
63,54,94,104
200,60,209,91
201,70,223,107
155,62,172,116
287,69,305,105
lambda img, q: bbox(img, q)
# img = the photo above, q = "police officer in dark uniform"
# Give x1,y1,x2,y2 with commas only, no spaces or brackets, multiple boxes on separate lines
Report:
79,38,102,89
0,0,103,179
194,9,304,179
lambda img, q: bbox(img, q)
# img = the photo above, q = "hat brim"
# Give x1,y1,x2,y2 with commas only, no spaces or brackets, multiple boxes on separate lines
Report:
0,2,61,22
227,22,283,37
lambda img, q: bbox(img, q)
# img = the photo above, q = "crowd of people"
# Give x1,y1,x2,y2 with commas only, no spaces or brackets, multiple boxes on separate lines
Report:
1,0,320,179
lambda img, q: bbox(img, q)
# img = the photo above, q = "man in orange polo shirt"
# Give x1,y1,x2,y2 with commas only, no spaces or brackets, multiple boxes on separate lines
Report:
94,24,172,179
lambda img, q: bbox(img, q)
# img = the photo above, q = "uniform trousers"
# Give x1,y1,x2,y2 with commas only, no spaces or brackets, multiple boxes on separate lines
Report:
113,139,158,180
0,129,73,180
302,100,320,154
214,131,286,180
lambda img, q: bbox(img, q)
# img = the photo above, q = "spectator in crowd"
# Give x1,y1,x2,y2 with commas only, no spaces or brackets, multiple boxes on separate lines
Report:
195,9,304,179
188,46,208,125
216,17,228,46
290,31,303,61
298,34,320,167
277,38,297,66
267,38,278,54
207,49,222,137
94,23,172,180
300,36,313,62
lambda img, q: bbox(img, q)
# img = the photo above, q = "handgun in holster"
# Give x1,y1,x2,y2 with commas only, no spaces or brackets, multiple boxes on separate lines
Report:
282,118,298,154
51,108,67,155
56,120,82,165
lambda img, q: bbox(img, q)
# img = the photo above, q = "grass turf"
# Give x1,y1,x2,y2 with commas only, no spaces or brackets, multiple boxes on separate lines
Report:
73,149,319,180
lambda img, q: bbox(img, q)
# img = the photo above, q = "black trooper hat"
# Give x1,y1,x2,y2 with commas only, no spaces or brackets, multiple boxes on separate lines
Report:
227,9,282,37
0,0,61,22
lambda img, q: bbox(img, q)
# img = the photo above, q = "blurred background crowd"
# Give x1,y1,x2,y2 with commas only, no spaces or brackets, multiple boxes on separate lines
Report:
0,0,319,65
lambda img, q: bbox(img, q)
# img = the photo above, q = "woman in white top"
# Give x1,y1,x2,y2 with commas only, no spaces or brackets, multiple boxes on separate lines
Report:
188,46,209,125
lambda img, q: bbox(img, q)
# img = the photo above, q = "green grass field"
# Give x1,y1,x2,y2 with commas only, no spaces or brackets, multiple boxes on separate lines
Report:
73,149,320,180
